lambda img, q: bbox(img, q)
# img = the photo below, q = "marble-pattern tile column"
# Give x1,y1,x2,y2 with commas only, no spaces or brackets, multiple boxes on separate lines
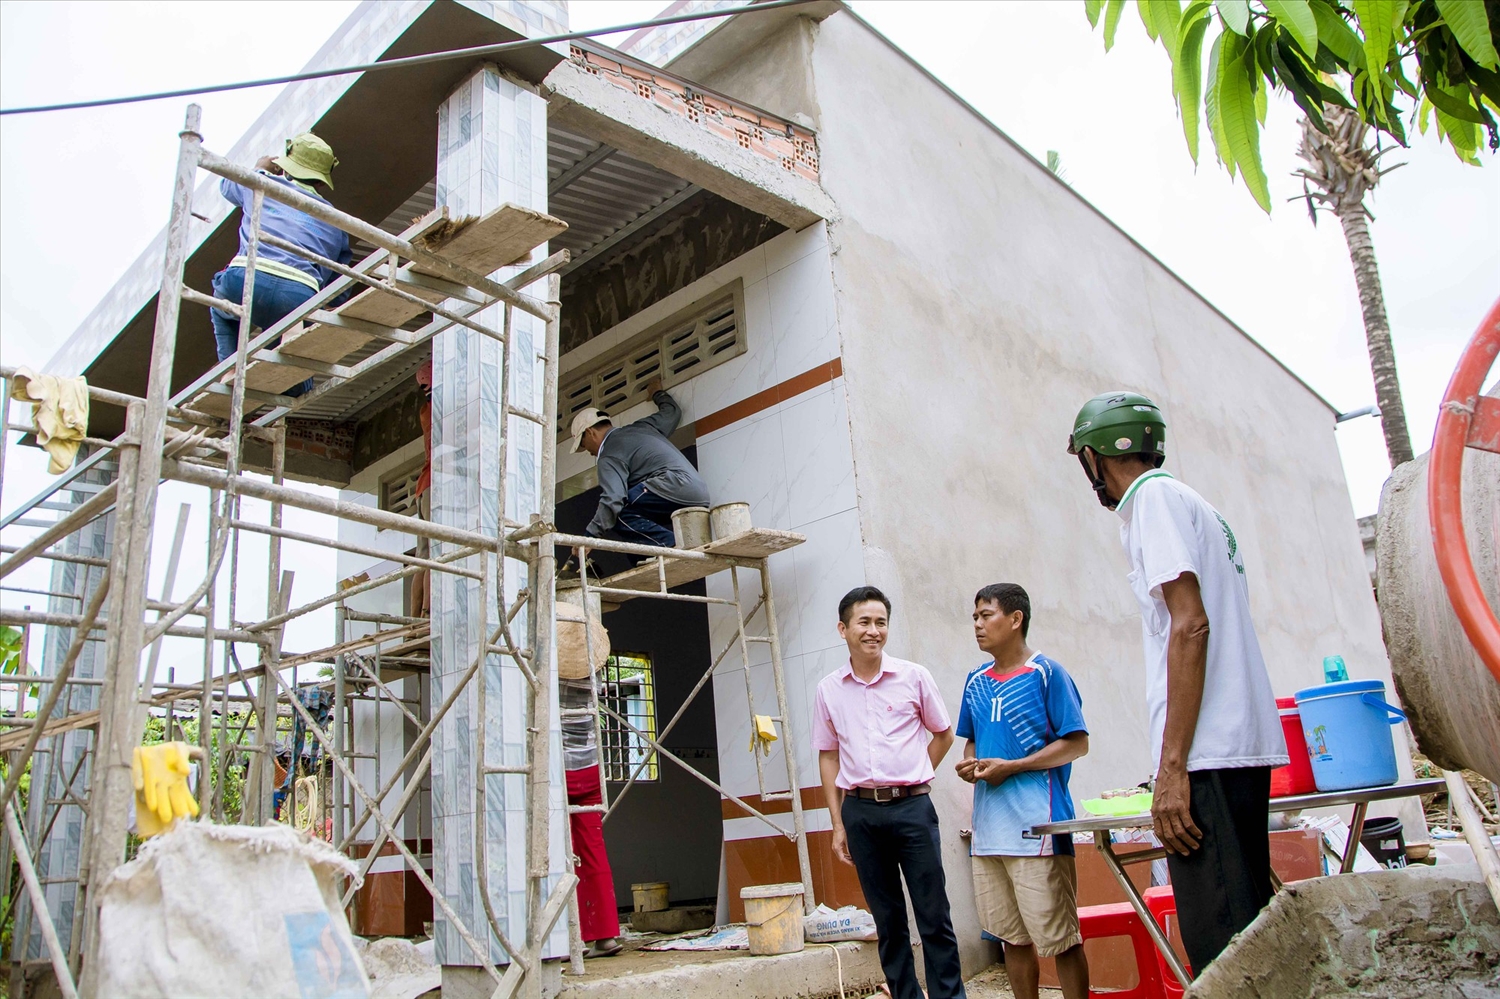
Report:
428,61,568,968
11,455,116,963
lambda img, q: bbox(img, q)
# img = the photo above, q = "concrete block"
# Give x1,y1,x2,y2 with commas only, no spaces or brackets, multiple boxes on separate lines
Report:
557,940,884,999
627,905,716,934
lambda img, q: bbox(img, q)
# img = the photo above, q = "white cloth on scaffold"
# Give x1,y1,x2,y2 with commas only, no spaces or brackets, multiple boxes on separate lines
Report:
9,366,89,474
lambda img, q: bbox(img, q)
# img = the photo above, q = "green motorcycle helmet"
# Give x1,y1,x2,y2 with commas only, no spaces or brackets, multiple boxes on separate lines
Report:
1067,391,1166,508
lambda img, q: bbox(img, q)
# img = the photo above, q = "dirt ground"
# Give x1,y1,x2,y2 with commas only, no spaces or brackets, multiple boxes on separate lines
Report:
801,964,1060,999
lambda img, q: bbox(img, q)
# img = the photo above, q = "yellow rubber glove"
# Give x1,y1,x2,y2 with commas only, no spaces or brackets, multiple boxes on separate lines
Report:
132,741,200,838
748,714,778,756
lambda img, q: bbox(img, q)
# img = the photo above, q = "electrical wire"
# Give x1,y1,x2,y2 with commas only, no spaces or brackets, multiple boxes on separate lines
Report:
0,0,817,117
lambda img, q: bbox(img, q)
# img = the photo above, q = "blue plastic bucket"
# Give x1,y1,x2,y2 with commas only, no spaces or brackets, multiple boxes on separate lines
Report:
1294,680,1406,791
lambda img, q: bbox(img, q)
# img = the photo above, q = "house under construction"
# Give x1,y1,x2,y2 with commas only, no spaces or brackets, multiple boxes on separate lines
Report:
0,1,1412,995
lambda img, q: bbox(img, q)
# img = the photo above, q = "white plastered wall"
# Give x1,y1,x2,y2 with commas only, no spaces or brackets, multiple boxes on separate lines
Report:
801,9,1417,970
556,221,858,848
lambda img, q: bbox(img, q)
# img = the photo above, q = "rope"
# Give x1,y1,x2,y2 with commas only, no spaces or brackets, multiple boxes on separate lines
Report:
814,942,846,999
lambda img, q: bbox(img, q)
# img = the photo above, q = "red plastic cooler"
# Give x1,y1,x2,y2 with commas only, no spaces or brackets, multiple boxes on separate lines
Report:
1270,696,1317,796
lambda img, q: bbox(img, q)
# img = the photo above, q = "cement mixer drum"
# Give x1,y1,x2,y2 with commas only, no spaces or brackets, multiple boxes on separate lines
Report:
1377,442,1500,784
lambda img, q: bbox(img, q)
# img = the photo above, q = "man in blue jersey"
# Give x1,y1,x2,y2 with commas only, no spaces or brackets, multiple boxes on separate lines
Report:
955,583,1090,999
209,132,352,397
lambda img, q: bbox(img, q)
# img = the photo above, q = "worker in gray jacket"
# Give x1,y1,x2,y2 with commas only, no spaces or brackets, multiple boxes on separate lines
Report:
569,377,710,557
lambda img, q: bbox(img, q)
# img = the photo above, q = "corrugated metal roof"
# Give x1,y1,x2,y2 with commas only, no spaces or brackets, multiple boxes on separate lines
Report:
547,124,695,263
303,123,697,425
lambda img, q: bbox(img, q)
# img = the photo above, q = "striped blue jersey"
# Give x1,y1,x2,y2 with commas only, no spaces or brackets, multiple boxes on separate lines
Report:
955,653,1087,857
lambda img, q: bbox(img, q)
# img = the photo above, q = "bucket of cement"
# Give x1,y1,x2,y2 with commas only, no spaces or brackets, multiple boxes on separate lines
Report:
632,881,669,912
710,501,752,539
1359,816,1408,869
1294,679,1405,791
740,882,805,955
671,506,711,549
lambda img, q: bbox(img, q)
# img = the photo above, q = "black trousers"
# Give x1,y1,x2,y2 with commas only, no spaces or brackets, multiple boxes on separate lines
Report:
842,794,966,999
1165,766,1274,972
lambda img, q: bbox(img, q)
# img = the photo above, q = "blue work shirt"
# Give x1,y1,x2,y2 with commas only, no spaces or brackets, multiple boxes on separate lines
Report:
221,173,352,292
955,652,1088,857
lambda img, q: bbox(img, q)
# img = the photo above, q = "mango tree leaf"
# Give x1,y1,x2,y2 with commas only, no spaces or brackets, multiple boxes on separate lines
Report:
1217,0,1251,35
1351,1,1405,95
1310,1,1366,69
1139,0,1161,39
1426,77,1490,124
1086,0,1106,26
1205,32,1234,171
1175,8,1213,161
1104,0,1128,49
1416,92,1434,134
1138,0,1183,51
1434,0,1500,72
1265,0,1320,56
1219,32,1273,210
1436,105,1482,162
1255,67,1270,123
1464,57,1500,106
1273,37,1330,130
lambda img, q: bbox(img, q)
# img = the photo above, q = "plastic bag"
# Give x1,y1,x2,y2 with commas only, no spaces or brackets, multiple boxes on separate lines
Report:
803,903,878,942
95,821,370,998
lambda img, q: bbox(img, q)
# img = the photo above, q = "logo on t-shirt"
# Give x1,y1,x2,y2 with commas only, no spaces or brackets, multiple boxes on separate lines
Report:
1214,511,1245,575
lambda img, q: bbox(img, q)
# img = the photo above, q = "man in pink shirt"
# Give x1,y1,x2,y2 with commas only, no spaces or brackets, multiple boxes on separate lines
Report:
813,586,966,999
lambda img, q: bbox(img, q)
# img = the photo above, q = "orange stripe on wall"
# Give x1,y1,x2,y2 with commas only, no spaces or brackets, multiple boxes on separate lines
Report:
694,358,842,438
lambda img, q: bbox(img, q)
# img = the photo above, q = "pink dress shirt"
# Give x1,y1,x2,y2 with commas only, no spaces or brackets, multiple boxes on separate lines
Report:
811,654,952,790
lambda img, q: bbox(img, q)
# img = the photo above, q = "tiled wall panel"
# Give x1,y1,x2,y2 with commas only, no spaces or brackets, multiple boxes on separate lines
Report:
429,62,568,968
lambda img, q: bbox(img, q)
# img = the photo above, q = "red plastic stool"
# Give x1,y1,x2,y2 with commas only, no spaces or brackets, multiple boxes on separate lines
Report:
1143,886,1192,997
1077,902,1167,999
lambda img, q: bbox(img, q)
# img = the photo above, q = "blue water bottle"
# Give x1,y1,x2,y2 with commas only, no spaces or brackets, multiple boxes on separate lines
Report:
1323,655,1348,683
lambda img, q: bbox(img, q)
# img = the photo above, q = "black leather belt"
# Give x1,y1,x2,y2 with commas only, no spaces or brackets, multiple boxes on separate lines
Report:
852,783,931,803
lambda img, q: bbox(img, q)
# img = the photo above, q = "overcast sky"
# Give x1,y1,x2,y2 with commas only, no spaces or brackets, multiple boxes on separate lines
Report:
1,1,1496,687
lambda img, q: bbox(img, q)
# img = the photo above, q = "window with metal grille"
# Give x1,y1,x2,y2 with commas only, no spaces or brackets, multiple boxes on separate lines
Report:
599,651,658,782
560,282,746,434
378,458,425,519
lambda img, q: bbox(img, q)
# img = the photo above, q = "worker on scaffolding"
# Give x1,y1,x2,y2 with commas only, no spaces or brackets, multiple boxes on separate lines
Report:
1066,392,1287,973
567,377,709,567
209,131,352,397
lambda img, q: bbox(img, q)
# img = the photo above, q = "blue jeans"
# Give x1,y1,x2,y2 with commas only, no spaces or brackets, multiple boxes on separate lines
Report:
842,794,967,999
604,483,680,549
210,266,316,397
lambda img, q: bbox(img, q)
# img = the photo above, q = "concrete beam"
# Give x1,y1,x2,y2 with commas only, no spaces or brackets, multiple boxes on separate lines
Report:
545,60,836,231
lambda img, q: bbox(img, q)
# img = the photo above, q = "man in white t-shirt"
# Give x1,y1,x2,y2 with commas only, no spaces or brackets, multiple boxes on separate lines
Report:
1066,391,1288,972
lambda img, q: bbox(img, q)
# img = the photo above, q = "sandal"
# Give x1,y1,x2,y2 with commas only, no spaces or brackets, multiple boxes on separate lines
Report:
584,938,624,958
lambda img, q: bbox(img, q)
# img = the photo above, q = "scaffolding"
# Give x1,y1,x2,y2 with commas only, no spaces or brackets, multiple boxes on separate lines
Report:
0,105,814,997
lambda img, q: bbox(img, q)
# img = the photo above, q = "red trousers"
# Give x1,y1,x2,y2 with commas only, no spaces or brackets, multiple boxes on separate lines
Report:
566,764,620,941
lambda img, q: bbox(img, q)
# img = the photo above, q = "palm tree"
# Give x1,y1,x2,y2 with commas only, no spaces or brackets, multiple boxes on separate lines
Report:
1295,106,1414,468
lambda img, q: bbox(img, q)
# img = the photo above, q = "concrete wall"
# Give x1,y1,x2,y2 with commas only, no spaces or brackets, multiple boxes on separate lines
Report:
795,10,1405,971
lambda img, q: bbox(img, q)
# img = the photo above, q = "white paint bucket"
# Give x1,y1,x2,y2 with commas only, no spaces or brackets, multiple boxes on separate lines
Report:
740,883,805,955
709,501,752,539
671,506,711,549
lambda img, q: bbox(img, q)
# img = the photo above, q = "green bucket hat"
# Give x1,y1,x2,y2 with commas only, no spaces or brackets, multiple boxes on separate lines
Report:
274,131,338,190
